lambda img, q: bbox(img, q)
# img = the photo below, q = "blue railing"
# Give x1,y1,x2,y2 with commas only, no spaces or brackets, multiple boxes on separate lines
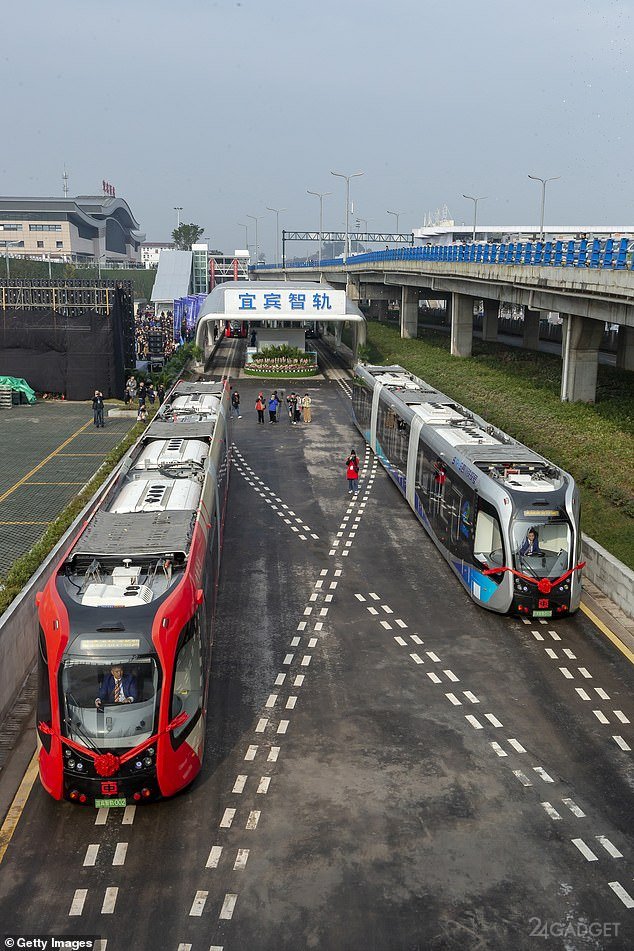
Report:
251,237,632,272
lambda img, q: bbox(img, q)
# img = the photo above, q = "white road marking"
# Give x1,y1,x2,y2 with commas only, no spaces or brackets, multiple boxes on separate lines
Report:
563,648,577,659
83,845,99,867
571,838,598,862
463,691,479,703
319,607,329,616
256,718,268,732
381,621,393,630
578,667,592,679
367,607,378,615
69,889,87,916
122,805,136,825
381,605,393,614
283,654,294,665
562,798,586,817
245,745,258,760
596,835,623,858
321,569,329,576
593,710,609,724
220,808,236,828
575,688,591,700
541,802,562,820
446,693,461,705
266,694,278,708
409,634,423,644
189,890,208,916
369,592,380,600
309,593,318,602
533,767,554,783
286,696,297,709
485,714,503,727
233,775,247,794
314,621,323,631
608,882,634,908
335,569,342,576
594,687,610,700
330,581,338,589
257,777,271,794
613,735,631,751
394,636,407,646
95,808,109,826
301,655,311,666
513,770,533,787
112,843,128,866
246,810,260,830
508,739,526,753
410,653,424,665
101,887,118,914
314,580,323,589
427,672,441,683
559,667,574,679
548,630,561,641
308,637,318,648
443,669,459,682
465,715,483,729
531,630,544,641
614,710,629,724
268,747,280,762
294,675,305,687
490,742,507,757
325,595,333,603
303,607,312,615
206,846,223,868
395,619,408,628
277,720,289,734
545,648,558,659
177,945,191,951
426,651,441,662
234,849,250,870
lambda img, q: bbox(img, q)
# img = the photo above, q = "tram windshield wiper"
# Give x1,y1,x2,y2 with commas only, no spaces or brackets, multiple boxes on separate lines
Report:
63,702,99,753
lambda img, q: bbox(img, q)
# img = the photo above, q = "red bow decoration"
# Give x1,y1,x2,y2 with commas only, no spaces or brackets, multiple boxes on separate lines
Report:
94,752,120,777
482,562,586,590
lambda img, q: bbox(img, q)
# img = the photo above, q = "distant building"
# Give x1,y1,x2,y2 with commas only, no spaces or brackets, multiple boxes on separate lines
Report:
191,244,250,295
0,195,144,264
141,241,175,268
412,224,634,246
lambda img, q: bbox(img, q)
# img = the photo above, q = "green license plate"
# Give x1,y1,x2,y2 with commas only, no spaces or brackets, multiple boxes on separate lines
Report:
95,798,126,808
533,610,552,618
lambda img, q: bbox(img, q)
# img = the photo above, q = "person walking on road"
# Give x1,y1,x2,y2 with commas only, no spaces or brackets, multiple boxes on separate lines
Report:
287,392,299,424
255,393,265,424
301,393,312,423
268,392,279,423
92,390,105,428
345,449,359,494
231,389,242,418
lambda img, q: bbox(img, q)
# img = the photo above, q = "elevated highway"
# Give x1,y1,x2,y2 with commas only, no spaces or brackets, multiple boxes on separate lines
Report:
253,238,634,403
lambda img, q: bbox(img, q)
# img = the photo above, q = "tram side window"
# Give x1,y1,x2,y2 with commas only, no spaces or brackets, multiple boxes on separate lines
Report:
171,617,203,743
37,626,52,751
377,404,409,471
473,508,505,571
352,383,372,429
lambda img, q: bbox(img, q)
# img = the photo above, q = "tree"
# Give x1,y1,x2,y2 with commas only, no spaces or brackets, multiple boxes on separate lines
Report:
172,223,204,250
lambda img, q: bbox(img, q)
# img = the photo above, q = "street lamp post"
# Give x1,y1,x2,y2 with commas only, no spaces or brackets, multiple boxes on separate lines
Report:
307,189,331,267
1,240,21,279
174,206,183,228
462,194,487,241
387,209,403,236
246,215,263,266
266,206,286,267
331,170,364,262
527,175,560,241
237,222,249,253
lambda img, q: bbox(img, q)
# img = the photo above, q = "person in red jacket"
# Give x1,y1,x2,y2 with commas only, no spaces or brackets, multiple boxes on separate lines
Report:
345,450,359,494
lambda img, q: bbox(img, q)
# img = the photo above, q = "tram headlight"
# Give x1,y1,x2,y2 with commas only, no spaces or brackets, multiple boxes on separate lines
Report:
64,749,72,758
147,747,155,756
67,759,76,769
75,761,84,772
143,756,153,768
134,759,144,770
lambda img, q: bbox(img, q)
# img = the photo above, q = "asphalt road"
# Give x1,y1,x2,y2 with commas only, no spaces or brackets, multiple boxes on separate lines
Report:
0,340,632,951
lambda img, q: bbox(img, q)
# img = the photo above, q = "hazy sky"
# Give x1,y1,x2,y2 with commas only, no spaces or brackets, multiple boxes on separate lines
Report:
2,0,632,258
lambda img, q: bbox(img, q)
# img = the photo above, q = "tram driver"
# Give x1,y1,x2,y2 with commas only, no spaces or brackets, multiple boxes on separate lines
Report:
519,527,543,556
95,664,138,707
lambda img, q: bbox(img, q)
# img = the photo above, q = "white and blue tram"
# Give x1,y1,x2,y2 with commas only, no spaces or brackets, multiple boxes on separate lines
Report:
352,364,584,617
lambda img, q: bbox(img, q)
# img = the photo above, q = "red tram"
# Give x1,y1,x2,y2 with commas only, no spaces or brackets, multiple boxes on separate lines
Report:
36,380,230,805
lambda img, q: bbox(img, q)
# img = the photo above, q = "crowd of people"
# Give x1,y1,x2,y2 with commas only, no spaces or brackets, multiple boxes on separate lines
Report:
230,388,313,426
124,375,166,421
134,305,178,361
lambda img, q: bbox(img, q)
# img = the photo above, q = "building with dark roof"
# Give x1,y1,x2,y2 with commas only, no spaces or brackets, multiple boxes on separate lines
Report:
0,195,144,264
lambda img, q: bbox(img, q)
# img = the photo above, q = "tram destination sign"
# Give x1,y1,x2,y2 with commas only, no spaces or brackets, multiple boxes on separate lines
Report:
225,288,347,316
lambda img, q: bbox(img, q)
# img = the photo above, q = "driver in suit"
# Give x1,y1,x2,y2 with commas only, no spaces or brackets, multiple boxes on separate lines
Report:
95,664,138,707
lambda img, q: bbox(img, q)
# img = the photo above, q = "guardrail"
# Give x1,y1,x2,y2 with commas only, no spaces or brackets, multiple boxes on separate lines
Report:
252,237,634,272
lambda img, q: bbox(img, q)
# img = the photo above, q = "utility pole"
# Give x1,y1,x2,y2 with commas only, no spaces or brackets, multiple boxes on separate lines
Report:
331,170,364,262
307,189,331,266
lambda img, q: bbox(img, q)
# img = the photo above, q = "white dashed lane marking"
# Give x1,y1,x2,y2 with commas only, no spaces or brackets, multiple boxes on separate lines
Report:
69,889,87,916
189,890,208,916
83,845,99,867
206,846,223,868
101,887,118,914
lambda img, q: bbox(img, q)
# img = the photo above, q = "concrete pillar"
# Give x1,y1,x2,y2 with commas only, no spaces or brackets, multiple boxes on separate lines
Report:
523,308,541,350
400,285,419,339
346,275,361,304
482,299,499,342
616,325,634,371
450,293,473,357
369,299,389,322
334,322,342,348
561,314,604,403
352,319,367,362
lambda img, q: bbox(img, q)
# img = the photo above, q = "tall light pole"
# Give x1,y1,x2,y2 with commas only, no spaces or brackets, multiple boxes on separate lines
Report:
331,170,364,262
246,214,262,265
237,222,249,252
1,240,21,279
527,175,560,241
266,206,286,266
174,206,183,228
387,209,403,235
307,189,331,267
462,194,487,241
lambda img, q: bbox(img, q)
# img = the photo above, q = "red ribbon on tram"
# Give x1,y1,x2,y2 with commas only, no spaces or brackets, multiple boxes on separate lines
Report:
38,711,189,777
482,561,586,594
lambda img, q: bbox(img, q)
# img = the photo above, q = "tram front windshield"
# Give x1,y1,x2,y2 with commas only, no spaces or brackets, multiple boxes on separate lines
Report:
511,518,572,579
60,656,160,751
